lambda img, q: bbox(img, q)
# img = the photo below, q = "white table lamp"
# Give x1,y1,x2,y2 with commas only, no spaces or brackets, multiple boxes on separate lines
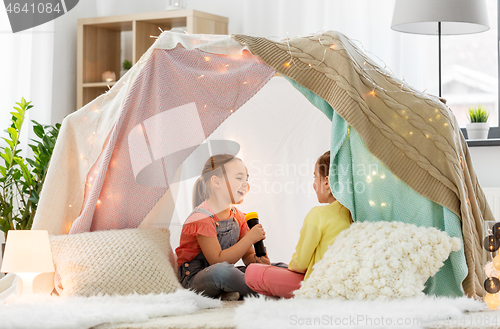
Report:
391,0,490,97
1,230,55,295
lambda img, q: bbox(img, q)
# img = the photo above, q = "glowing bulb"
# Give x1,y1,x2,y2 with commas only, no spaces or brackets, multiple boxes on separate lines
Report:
485,293,500,309
284,61,291,68
380,174,386,179
204,57,210,62
429,118,433,122
308,64,312,67
369,200,375,207
370,90,376,96
69,205,72,208
484,235,500,252
494,255,500,271
330,44,335,49
230,109,233,113
204,104,207,108
444,123,448,127
366,176,372,183
243,81,248,84
372,171,376,176
485,277,500,294
97,199,101,205
435,109,439,113
381,203,386,207
197,75,204,79
409,131,413,135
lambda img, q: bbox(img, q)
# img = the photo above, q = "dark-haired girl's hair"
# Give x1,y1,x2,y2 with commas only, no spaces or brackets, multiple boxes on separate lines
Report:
317,150,330,178
192,154,240,209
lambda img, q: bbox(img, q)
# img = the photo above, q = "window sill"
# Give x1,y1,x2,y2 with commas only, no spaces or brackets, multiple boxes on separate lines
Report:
466,138,500,147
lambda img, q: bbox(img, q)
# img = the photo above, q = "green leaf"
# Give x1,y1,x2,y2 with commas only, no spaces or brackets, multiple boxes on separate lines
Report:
7,127,17,143
14,158,33,185
29,190,39,204
4,148,13,165
33,125,44,139
10,112,22,121
43,135,54,149
2,138,14,149
0,166,6,176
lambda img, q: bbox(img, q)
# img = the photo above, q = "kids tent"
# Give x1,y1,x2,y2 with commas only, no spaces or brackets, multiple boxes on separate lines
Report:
26,31,492,298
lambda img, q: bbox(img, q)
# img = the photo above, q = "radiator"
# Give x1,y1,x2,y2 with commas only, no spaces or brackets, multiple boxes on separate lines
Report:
484,188,500,222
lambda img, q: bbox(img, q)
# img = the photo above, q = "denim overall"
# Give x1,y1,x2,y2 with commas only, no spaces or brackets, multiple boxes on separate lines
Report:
177,206,257,298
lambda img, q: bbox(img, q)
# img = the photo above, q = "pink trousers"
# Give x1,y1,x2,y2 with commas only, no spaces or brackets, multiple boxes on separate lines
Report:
245,263,305,298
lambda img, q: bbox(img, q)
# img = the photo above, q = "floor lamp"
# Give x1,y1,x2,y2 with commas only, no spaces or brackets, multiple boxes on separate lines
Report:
391,0,490,97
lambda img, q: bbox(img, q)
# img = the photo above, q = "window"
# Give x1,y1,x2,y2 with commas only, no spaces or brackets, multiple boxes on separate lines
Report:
442,0,499,138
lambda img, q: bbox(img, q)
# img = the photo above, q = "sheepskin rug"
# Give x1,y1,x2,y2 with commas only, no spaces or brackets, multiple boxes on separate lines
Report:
295,221,461,300
235,295,486,329
0,289,220,329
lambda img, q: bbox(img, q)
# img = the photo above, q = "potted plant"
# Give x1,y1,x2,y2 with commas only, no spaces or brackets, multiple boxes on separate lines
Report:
0,98,60,257
121,59,132,78
466,105,490,140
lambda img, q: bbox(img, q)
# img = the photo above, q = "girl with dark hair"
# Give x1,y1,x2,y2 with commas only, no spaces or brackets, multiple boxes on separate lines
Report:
244,151,352,298
175,154,270,301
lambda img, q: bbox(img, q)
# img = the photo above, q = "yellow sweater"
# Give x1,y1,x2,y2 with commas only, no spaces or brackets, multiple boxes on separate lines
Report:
289,201,352,280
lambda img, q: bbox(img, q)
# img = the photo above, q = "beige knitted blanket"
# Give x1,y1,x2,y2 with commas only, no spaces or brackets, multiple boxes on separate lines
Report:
233,31,492,299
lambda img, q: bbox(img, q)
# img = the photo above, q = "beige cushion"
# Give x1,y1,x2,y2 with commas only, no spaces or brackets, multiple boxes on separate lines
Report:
50,228,181,296
294,221,461,300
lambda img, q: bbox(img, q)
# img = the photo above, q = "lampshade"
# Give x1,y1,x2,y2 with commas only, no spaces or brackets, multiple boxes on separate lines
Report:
391,0,490,35
1,230,55,273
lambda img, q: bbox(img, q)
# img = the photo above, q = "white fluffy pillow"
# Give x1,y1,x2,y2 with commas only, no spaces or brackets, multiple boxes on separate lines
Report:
50,228,182,296
294,221,461,300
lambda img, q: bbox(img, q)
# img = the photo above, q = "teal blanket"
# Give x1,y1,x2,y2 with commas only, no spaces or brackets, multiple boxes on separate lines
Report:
288,78,466,297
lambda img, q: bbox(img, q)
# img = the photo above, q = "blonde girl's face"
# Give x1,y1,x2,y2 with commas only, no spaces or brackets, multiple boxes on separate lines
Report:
313,163,331,203
210,159,249,205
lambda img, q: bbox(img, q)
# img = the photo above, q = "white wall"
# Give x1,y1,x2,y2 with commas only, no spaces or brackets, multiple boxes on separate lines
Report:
470,146,500,188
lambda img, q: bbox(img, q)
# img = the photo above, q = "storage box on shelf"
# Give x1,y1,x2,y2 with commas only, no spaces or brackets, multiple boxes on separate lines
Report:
77,10,228,109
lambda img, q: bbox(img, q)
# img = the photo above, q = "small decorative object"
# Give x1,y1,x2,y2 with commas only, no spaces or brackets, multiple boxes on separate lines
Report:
484,234,500,252
493,222,500,239
121,60,132,78
485,262,500,278
485,277,500,294
494,255,500,271
166,0,186,10
483,221,500,308
466,105,490,140
102,71,116,83
485,293,500,309
1,230,55,295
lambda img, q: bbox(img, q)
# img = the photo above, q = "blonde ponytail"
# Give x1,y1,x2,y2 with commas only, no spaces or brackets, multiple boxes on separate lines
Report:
192,177,206,209
191,154,241,209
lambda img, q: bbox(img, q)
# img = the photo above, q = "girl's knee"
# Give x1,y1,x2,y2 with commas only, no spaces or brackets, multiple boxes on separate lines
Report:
208,262,239,281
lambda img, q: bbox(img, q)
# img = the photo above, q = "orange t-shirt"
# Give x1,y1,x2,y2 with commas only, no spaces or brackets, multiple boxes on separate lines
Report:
175,201,249,268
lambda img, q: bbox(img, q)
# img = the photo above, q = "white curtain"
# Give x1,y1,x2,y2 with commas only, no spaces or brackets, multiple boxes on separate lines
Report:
0,11,54,158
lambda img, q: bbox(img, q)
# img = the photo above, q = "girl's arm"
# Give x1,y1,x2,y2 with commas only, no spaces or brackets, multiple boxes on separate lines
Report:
289,209,322,273
197,224,266,265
